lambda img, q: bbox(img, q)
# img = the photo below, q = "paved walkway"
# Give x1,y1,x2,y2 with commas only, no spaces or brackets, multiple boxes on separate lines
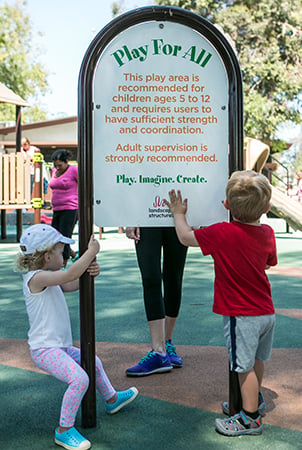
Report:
0,224,301,449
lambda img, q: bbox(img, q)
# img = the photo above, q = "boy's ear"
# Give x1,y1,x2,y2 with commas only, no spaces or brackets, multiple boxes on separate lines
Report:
223,199,230,210
264,205,271,214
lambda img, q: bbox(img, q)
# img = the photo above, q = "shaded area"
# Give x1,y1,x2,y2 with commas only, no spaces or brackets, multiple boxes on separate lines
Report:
0,359,302,450
1,339,302,432
0,231,302,448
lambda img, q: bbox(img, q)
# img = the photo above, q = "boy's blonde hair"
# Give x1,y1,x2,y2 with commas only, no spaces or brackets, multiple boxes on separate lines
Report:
15,245,55,272
226,170,271,223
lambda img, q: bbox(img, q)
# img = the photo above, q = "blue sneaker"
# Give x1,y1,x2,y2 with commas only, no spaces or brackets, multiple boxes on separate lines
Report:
71,251,79,262
54,427,91,449
222,391,266,416
126,350,173,376
105,387,138,414
165,340,183,367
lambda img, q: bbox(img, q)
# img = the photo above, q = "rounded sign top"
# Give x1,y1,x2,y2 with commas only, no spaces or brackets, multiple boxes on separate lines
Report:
78,7,243,227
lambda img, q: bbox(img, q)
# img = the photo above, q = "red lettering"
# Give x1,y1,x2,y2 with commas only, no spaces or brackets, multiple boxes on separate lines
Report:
153,195,166,207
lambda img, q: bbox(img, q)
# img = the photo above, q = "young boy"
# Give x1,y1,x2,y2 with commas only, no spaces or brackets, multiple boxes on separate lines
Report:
165,170,277,436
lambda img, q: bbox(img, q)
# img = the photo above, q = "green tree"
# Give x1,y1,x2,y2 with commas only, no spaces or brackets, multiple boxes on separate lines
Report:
212,0,302,151
0,0,49,123
117,0,302,150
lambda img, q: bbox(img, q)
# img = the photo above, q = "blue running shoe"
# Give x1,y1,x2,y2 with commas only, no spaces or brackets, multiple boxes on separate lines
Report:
105,387,138,414
126,350,173,376
55,427,91,449
165,340,183,367
71,251,79,263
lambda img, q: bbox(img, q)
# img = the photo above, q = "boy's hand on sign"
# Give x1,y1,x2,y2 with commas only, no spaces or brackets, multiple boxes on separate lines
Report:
164,190,188,216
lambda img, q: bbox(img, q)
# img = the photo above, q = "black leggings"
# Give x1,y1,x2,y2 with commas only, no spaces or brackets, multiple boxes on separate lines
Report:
135,227,188,321
52,209,78,260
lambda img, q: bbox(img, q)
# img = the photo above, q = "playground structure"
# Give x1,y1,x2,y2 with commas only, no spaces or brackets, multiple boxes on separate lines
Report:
244,137,302,232
270,187,302,231
0,83,49,239
0,151,45,239
0,82,30,240
0,152,32,239
0,152,31,210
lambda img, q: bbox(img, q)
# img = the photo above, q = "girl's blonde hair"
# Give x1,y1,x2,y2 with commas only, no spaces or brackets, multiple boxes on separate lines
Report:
226,170,271,223
15,245,55,272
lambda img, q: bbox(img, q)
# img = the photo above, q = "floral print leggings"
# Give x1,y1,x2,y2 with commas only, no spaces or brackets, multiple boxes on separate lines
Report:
31,346,116,427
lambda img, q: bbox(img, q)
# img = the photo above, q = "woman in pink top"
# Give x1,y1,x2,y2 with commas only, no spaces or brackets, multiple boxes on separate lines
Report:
49,149,78,266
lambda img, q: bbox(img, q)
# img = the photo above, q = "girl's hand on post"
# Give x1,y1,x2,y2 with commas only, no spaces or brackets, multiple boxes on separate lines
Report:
87,260,100,277
88,234,100,255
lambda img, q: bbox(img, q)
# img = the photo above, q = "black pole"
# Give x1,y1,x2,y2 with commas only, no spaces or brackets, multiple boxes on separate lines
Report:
1,210,6,239
16,105,22,241
16,105,21,150
227,57,244,415
78,152,97,427
228,364,242,415
79,272,96,428
78,44,96,427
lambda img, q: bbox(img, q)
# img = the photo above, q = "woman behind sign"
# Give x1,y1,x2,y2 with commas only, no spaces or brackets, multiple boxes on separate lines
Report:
125,226,187,376
49,149,78,266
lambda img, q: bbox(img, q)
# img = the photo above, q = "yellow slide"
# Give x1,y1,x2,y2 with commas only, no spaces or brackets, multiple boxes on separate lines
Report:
270,186,302,232
245,138,302,232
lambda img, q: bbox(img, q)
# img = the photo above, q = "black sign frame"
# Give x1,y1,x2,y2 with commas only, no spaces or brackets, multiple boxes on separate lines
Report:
78,5,243,427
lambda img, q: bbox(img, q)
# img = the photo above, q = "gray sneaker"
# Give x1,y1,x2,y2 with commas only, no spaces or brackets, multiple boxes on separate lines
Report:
215,410,263,436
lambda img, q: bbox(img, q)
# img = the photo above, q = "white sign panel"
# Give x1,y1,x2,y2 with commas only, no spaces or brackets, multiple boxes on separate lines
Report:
93,21,229,227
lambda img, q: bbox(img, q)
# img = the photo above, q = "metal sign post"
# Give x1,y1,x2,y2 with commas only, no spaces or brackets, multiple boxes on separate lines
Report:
78,6,243,427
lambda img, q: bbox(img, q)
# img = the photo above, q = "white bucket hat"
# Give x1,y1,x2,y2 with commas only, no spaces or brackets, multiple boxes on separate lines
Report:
20,224,75,255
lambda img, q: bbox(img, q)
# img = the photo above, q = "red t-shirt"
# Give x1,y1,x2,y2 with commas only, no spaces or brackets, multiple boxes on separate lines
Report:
194,221,277,316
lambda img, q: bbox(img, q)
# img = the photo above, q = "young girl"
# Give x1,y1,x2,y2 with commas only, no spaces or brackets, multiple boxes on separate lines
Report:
16,224,138,450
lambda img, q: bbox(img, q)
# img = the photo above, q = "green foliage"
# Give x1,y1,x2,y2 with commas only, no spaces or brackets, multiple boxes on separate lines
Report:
0,1,48,123
156,0,223,19
155,0,302,144
270,140,288,153
294,149,302,171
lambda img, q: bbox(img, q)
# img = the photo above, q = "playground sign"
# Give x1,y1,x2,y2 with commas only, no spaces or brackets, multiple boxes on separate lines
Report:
93,20,230,226
79,6,243,229
78,5,243,427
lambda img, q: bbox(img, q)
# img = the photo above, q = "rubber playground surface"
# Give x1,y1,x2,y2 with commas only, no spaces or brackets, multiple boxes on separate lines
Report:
0,221,302,449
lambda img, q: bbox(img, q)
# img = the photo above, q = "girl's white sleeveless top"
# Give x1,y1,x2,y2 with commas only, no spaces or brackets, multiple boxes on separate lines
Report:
23,270,73,350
